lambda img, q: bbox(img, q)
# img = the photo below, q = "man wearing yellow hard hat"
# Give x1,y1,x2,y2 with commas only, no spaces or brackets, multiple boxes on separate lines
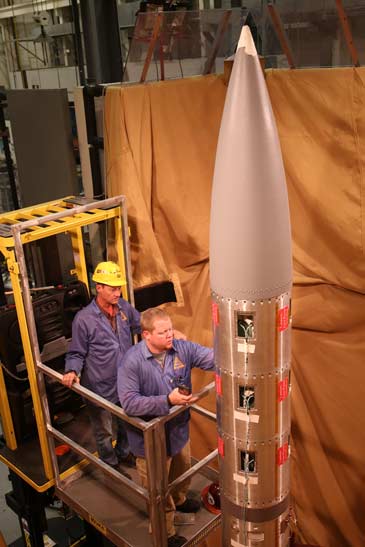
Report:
62,261,140,471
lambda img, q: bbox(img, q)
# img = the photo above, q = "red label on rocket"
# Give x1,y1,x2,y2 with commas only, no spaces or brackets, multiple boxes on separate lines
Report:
212,302,219,326
277,443,289,466
215,374,222,396
277,306,289,331
278,378,289,402
218,436,224,457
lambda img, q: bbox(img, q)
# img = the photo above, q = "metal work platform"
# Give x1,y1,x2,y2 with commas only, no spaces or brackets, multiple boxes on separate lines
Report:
0,194,221,546
58,462,221,547
0,406,96,491
39,363,220,547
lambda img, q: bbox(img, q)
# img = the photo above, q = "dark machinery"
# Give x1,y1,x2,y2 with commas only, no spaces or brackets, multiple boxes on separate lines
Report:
0,282,89,444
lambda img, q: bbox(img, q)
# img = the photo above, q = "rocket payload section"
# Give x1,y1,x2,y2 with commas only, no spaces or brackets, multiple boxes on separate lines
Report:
209,26,292,547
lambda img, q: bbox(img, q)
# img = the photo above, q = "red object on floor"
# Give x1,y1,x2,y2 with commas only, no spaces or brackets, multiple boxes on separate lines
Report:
201,484,221,514
55,444,70,456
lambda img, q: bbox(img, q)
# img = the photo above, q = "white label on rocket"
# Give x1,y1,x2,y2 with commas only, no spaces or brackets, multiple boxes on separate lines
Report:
231,540,248,547
233,473,258,485
237,342,255,354
234,410,260,423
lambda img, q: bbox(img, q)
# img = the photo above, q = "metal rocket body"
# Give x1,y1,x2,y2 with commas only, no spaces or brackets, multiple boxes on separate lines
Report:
210,27,292,547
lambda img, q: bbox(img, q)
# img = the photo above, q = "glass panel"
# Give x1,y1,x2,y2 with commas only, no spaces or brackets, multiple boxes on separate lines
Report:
122,8,246,82
262,0,365,68
1,6,77,72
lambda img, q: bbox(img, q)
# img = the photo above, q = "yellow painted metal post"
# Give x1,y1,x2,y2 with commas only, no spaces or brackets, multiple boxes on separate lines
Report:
6,251,53,479
113,213,128,301
0,363,17,449
69,226,89,289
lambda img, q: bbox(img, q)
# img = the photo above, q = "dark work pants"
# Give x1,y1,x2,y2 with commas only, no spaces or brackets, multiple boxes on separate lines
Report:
87,401,130,465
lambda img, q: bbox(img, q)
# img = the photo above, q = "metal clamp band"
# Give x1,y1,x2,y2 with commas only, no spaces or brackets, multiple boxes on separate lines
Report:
221,493,290,523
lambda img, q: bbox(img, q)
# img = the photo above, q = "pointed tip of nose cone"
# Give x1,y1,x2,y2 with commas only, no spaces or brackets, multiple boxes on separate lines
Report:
237,25,257,56
210,25,292,301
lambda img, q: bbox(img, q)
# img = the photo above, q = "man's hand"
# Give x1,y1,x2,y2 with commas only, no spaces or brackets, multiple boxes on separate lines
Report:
168,387,193,407
62,371,80,388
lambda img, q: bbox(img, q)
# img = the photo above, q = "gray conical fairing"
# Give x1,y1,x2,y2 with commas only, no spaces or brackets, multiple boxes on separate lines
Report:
210,26,292,300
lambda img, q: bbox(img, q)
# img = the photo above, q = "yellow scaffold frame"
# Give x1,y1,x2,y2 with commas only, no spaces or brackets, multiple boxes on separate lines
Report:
0,195,132,490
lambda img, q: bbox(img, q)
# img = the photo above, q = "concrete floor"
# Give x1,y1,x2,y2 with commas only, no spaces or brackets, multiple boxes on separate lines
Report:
0,461,72,547
0,461,21,545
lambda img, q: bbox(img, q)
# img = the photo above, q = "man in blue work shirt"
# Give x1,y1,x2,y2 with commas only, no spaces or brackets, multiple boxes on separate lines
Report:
62,261,140,471
118,307,215,547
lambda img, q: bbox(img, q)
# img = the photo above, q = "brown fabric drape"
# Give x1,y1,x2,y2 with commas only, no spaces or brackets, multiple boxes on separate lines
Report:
267,67,365,547
105,76,226,341
105,67,365,547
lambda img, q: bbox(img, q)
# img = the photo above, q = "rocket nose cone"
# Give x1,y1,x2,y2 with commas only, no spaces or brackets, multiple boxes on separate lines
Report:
237,25,257,56
209,25,292,301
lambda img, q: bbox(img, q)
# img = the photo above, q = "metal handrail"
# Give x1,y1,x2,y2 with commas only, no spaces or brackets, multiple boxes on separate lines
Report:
191,403,217,422
39,360,217,547
157,381,216,425
38,362,150,431
38,362,217,481
167,449,218,494
47,425,148,501
39,362,216,431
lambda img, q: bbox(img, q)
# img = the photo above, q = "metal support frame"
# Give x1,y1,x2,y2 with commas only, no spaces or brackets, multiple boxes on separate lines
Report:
11,221,56,481
203,10,232,75
267,3,296,69
144,427,169,546
39,361,218,546
335,0,360,67
0,361,16,449
0,196,132,483
140,12,164,83
168,449,218,494
119,197,135,305
0,195,220,545
68,226,88,285
2,247,51,462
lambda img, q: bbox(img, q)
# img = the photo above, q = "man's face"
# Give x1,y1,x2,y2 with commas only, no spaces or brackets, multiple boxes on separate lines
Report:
144,318,174,352
96,284,121,307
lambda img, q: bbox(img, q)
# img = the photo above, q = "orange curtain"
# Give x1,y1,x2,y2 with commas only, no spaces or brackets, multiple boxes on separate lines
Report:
267,67,365,547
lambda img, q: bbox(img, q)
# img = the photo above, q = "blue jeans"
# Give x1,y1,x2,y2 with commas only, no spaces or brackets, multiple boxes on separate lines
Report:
87,401,130,465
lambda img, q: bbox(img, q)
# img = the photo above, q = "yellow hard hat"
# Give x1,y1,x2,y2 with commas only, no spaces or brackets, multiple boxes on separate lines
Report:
92,261,125,287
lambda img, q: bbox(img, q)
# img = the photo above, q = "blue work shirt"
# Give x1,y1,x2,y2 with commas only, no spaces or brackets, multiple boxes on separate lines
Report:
65,298,140,403
118,339,215,457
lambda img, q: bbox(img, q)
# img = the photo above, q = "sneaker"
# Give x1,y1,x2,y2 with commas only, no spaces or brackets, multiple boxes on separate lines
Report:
167,534,187,547
119,452,136,468
175,498,201,513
